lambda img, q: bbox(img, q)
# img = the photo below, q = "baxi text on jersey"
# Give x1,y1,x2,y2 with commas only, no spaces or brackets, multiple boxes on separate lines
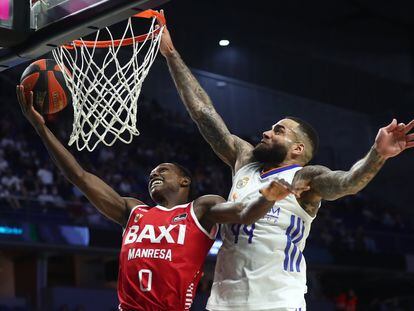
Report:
124,224,186,245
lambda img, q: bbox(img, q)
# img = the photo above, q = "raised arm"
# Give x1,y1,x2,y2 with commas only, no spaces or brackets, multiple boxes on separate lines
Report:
293,119,414,215
158,12,253,172
194,179,309,225
17,86,143,226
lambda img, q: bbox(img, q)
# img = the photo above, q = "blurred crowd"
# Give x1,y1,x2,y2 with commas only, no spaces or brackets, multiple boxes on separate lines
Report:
310,193,413,257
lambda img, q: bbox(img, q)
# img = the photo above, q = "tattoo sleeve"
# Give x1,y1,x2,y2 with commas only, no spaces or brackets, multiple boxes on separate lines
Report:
165,50,249,168
299,146,387,201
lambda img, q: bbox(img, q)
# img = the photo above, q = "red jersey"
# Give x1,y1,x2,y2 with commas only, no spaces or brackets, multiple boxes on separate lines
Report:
118,201,217,311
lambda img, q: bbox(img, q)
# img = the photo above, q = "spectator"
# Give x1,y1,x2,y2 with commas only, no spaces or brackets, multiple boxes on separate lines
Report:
0,150,9,172
1,169,21,193
50,186,66,208
37,163,54,185
346,289,358,311
38,186,55,207
21,169,40,198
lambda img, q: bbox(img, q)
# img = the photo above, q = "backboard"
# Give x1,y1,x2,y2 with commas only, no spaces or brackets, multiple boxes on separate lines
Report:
0,0,169,71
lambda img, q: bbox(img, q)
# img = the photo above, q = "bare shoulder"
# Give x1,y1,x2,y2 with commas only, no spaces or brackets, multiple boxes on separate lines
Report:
124,197,146,209
293,165,334,199
194,195,226,208
294,165,332,180
193,195,225,221
118,197,146,227
292,165,332,217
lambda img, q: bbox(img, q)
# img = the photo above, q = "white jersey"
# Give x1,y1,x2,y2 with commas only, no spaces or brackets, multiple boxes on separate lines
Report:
207,163,315,310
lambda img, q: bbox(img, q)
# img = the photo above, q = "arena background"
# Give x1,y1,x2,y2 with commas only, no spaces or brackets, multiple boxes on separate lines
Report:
0,0,413,310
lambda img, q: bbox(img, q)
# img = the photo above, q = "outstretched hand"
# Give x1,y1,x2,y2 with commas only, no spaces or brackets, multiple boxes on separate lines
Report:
156,10,176,57
374,119,414,159
260,178,310,202
16,85,45,129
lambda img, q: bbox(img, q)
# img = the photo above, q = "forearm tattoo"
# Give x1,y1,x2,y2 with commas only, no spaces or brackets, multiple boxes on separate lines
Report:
299,147,386,201
166,51,237,163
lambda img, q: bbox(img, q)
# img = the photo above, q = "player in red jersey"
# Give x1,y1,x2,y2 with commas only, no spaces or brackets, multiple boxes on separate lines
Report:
17,86,308,310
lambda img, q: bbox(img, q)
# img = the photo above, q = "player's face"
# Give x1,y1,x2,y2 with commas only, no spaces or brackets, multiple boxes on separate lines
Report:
148,163,182,201
253,119,300,164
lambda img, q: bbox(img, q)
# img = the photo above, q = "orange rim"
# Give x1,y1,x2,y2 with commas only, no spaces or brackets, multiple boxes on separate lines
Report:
63,9,166,49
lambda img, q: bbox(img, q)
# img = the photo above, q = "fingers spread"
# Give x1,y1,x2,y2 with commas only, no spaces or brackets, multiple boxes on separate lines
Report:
396,123,406,132
384,119,397,131
404,119,414,134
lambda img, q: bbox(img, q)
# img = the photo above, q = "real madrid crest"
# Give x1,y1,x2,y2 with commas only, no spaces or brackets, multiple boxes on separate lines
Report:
236,176,250,189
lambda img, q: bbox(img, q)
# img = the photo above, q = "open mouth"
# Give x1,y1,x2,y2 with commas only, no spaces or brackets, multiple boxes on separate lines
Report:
150,179,164,190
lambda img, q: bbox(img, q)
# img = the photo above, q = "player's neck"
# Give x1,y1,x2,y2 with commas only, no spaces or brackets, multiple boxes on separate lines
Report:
157,196,189,209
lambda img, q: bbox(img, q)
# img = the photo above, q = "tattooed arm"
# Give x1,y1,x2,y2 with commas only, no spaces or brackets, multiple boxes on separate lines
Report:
295,147,386,200
158,13,253,172
293,119,414,216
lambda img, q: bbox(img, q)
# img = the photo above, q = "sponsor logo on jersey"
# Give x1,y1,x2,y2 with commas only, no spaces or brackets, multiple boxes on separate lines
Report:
134,213,144,222
236,177,250,189
124,224,186,245
172,213,187,223
128,248,172,262
263,206,280,224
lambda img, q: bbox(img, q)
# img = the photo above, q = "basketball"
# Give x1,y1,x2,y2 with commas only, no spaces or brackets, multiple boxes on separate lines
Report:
20,59,71,115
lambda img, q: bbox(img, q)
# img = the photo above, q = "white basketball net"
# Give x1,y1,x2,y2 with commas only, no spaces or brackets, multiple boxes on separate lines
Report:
52,16,164,152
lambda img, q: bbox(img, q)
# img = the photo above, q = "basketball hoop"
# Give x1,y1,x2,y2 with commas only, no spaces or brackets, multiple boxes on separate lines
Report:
52,10,166,152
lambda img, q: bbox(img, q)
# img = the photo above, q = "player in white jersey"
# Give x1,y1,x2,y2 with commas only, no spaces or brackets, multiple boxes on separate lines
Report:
214,163,313,310
157,11,414,311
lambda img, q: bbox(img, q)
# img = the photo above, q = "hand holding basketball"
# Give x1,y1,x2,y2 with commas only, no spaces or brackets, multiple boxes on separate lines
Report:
16,85,45,129
374,118,414,159
157,10,175,57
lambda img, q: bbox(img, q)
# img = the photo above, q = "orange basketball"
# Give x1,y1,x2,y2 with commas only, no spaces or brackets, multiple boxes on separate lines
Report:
20,59,71,115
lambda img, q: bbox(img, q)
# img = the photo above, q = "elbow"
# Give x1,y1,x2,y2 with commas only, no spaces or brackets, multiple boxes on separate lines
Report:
347,188,360,196
238,210,257,225
66,169,87,186
232,203,254,225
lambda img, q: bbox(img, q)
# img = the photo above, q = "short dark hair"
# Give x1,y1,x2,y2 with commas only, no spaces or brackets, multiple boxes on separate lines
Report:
286,116,319,161
171,162,196,201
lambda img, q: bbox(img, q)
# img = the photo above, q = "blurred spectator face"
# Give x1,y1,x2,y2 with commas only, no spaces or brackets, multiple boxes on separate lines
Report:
37,165,53,185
